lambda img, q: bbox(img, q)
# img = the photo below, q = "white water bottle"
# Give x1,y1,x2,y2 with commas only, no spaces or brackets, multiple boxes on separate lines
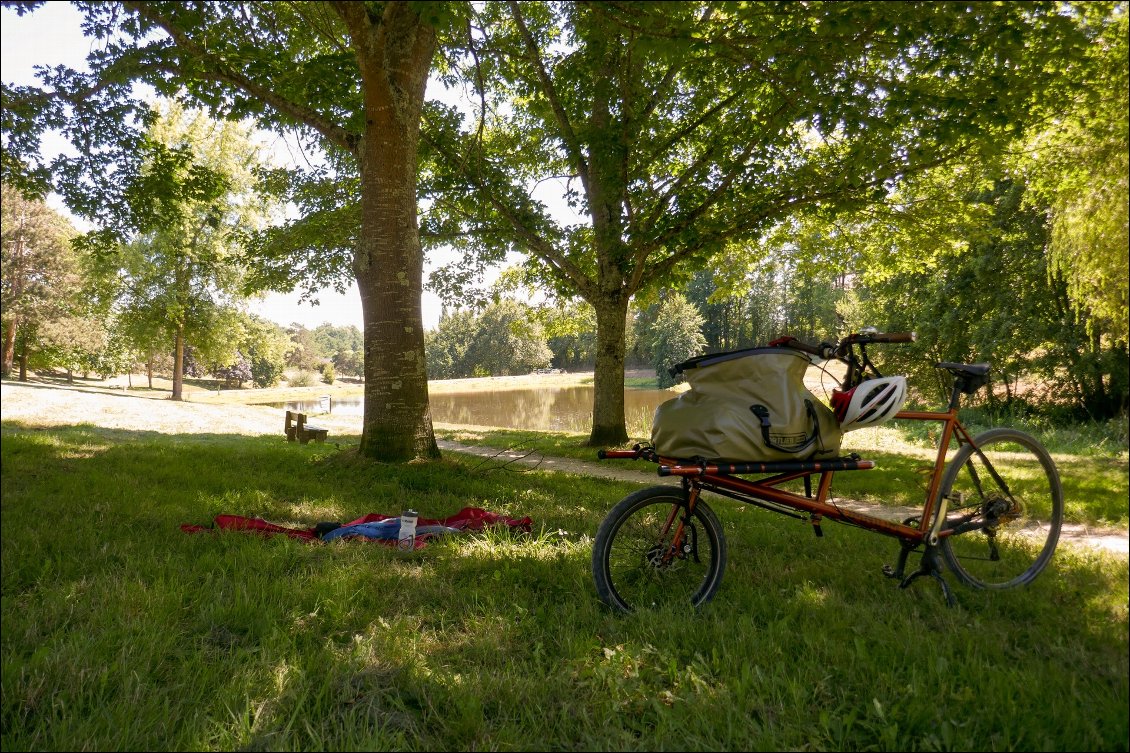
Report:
398,509,418,551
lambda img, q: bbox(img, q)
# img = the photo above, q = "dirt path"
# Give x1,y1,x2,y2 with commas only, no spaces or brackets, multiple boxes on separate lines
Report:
3,379,1126,556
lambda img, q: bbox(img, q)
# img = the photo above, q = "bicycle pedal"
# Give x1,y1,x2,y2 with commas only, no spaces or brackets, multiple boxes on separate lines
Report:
882,563,905,580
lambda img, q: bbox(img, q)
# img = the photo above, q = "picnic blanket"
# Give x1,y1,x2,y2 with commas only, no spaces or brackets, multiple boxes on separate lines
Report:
181,506,532,549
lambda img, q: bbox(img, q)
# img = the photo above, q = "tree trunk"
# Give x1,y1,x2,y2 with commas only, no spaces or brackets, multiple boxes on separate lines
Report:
2,318,16,377
4,216,26,379
18,340,28,381
589,296,630,446
1088,328,1110,417
352,8,439,462
147,353,153,389
172,325,184,400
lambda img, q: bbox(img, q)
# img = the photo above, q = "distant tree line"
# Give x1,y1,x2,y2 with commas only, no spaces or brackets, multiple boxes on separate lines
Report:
0,181,366,390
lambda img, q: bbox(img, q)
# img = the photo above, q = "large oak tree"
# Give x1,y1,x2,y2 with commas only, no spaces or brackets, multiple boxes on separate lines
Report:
424,0,1099,445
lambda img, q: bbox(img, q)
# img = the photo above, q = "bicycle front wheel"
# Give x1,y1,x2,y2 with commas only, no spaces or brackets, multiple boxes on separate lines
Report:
591,485,727,613
935,428,1063,589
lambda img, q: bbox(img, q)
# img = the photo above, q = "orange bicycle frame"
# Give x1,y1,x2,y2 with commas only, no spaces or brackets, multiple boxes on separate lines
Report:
608,407,979,545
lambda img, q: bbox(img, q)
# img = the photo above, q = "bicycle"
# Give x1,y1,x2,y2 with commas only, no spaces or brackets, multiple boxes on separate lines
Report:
591,330,1064,612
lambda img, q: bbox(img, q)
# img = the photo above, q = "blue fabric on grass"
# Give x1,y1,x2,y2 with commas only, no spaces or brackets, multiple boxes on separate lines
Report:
321,520,401,542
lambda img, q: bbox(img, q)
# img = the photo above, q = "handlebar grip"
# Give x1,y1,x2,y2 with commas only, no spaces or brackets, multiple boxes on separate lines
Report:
869,331,917,343
776,338,827,357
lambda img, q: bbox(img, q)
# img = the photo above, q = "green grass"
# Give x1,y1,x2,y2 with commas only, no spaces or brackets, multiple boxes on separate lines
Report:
2,421,1128,751
624,375,662,389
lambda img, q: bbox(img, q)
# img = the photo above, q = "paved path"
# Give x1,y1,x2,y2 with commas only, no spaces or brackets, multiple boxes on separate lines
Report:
437,440,1129,557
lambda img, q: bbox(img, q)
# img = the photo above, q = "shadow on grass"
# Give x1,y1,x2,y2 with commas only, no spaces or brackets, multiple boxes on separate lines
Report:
1,377,164,400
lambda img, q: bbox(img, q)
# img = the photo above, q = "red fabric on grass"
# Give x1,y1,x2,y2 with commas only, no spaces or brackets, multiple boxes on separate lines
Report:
181,506,532,548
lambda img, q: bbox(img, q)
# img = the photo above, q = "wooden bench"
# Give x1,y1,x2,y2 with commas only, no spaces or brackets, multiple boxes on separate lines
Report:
285,410,329,444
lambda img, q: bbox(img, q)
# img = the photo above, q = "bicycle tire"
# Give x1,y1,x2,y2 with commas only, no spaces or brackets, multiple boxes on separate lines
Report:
591,485,727,613
934,428,1063,589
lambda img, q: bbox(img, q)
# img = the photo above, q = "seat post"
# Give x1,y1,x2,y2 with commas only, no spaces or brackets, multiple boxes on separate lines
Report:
948,382,963,412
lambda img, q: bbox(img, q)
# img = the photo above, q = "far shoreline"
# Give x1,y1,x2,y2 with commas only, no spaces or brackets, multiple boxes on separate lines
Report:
0,367,670,407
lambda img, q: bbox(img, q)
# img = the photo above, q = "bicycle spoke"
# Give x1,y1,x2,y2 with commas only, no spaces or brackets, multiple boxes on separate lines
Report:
592,487,727,613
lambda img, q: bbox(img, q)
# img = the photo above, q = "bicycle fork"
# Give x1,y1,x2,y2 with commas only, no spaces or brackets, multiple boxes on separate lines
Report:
652,483,702,567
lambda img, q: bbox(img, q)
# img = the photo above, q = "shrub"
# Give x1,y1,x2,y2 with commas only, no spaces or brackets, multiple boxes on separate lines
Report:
320,362,336,385
287,370,316,388
652,293,706,388
250,356,284,388
212,353,252,388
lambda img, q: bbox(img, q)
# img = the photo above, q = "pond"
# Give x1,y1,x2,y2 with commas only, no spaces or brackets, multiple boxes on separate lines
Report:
271,385,677,434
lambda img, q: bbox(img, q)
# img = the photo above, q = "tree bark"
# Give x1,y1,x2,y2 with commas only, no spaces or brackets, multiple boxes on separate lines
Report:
3,217,26,378
172,325,184,401
2,318,17,377
350,4,440,461
1088,328,1109,416
589,296,630,446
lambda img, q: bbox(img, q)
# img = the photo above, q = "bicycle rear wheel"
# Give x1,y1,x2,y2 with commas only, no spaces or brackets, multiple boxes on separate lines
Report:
935,428,1063,589
591,485,727,613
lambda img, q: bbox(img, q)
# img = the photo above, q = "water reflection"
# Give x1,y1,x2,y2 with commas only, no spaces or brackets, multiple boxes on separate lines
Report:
275,386,674,434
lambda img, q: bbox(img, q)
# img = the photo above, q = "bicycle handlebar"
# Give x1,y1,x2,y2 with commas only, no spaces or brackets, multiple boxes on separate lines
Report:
779,330,916,360
849,331,917,345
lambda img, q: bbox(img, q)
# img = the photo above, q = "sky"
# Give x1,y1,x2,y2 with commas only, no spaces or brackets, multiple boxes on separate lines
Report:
0,2,505,333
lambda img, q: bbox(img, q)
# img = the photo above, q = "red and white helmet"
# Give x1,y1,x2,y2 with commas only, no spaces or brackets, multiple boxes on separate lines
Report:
831,376,908,431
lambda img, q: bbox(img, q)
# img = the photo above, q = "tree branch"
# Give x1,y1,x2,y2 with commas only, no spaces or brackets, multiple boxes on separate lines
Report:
633,4,712,127
638,139,758,259
506,0,591,194
292,3,352,57
421,128,597,299
124,1,357,154
634,140,980,292
329,1,372,52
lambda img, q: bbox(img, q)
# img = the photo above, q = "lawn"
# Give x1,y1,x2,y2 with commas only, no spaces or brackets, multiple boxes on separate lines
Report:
2,421,1127,751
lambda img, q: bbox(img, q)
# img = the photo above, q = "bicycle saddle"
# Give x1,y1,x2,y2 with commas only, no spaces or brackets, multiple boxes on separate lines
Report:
936,362,991,395
935,362,990,378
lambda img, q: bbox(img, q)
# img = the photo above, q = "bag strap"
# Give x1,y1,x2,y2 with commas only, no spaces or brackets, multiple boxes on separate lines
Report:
750,400,821,454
